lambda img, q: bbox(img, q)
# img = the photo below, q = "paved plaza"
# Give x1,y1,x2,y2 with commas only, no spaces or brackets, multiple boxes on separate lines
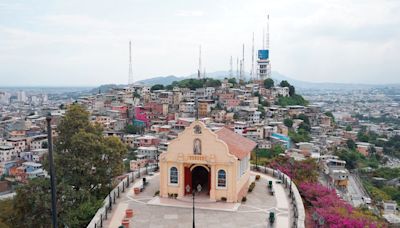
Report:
104,171,293,228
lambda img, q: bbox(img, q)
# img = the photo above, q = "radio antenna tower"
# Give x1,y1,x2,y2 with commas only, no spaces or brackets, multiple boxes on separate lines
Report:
198,45,202,79
266,14,270,49
241,44,245,81
262,28,265,49
251,32,255,80
229,56,233,78
128,41,133,85
239,60,243,81
236,57,239,80
266,14,271,79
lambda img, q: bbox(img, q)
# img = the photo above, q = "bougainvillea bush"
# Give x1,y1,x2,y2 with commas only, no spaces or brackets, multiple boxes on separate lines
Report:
265,156,385,227
300,182,384,227
267,156,319,184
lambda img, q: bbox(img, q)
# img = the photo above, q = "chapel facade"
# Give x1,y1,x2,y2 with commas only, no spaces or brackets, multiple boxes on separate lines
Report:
159,121,256,203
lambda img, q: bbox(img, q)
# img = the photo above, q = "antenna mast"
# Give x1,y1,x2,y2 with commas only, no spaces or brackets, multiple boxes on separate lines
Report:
266,14,270,49
241,44,245,81
229,56,233,78
251,32,255,80
128,41,133,85
236,57,239,80
198,45,202,79
262,28,265,49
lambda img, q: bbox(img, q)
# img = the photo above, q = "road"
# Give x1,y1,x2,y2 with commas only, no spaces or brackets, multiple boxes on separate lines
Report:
347,174,366,207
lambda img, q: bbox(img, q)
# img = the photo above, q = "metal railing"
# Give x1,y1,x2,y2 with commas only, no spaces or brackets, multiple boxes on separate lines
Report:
251,165,306,228
86,165,157,228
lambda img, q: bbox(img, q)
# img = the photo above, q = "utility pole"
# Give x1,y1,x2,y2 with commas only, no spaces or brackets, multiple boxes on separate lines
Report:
128,41,133,85
46,114,58,228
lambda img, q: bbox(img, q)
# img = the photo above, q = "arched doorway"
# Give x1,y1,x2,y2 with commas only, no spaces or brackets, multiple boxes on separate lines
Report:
191,166,209,194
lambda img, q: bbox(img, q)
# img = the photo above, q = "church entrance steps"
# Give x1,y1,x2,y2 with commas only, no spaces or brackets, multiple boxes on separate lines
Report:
147,196,241,212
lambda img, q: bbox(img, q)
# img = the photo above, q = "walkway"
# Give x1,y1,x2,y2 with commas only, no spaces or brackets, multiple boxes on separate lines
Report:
104,171,293,228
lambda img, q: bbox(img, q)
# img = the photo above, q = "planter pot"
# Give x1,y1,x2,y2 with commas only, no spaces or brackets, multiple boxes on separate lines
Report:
121,219,130,228
125,209,134,218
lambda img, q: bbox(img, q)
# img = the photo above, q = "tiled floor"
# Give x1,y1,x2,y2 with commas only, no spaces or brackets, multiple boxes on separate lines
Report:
105,172,292,228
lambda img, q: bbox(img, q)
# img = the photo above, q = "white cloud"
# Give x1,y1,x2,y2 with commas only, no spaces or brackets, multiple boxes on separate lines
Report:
175,10,204,17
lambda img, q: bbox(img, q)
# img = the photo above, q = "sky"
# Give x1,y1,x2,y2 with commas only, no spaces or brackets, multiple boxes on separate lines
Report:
0,0,400,86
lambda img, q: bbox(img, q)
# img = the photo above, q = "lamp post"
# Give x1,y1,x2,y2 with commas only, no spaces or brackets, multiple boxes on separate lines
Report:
255,150,259,171
46,114,58,228
186,184,202,228
107,168,112,211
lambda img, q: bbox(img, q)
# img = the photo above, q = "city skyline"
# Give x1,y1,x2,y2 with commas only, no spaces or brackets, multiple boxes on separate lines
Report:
1,0,400,86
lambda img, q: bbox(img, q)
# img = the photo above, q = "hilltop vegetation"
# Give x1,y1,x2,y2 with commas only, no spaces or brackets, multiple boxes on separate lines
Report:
275,80,308,107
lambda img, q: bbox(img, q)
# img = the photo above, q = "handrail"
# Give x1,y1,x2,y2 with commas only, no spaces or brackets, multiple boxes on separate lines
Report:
86,165,157,228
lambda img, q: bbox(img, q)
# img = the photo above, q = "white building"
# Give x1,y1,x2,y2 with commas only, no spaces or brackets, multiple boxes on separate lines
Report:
29,134,47,150
17,91,27,103
0,145,15,162
179,102,195,113
234,121,247,135
136,146,158,160
0,91,11,105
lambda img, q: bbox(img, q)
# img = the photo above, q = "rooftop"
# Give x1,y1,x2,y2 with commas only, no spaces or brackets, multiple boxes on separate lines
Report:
215,127,257,160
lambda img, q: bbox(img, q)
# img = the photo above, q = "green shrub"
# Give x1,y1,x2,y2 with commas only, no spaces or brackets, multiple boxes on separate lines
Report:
248,181,256,192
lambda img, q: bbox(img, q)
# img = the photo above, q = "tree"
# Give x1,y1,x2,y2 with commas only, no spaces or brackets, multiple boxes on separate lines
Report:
124,124,144,134
165,85,173,91
228,78,237,86
298,122,311,132
263,78,274,89
346,125,352,131
288,85,295,96
205,78,221,87
289,129,311,143
7,104,128,227
283,118,293,128
150,84,164,91
133,91,141,98
347,139,356,150
297,114,310,125
279,80,290,88
324,111,335,123
257,105,266,119
277,94,308,107
357,127,369,142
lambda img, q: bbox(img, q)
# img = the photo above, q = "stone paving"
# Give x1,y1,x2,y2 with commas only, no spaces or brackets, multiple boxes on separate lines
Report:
105,171,292,228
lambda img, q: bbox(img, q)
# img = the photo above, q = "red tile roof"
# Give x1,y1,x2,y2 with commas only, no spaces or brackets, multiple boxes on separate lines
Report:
215,127,257,160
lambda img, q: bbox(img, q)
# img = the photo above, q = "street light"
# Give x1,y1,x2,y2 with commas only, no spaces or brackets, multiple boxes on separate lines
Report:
255,150,260,171
186,184,202,228
107,168,112,210
46,114,58,228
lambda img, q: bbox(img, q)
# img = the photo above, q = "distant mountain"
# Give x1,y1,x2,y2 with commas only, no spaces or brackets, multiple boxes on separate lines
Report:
135,71,399,90
89,84,124,94
136,75,181,86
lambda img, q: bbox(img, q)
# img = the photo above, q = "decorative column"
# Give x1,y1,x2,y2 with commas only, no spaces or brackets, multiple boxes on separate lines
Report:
178,163,185,197
210,164,216,201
